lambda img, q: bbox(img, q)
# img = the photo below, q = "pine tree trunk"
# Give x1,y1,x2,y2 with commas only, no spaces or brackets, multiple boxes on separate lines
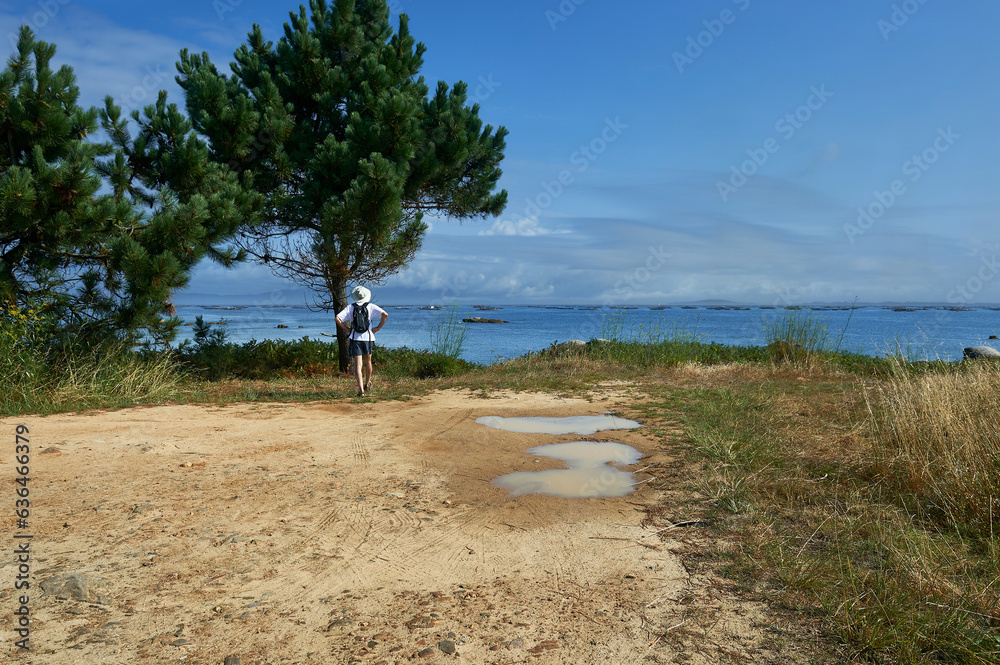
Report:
331,276,351,372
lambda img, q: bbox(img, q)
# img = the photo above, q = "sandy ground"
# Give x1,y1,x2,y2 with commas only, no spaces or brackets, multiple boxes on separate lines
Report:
1,388,787,664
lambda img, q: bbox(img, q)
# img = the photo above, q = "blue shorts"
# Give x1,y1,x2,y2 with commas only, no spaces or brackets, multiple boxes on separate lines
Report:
349,339,374,357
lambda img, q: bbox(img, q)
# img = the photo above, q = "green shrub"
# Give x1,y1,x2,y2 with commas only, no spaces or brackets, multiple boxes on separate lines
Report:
176,330,342,380
378,346,477,379
762,308,831,362
0,302,52,411
173,321,477,382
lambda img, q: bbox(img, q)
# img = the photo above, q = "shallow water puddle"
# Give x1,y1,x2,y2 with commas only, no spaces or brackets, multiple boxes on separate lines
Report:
493,441,643,498
475,414,641,435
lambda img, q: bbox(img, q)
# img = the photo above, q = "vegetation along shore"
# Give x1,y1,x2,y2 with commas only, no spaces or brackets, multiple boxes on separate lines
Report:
3,305,999,663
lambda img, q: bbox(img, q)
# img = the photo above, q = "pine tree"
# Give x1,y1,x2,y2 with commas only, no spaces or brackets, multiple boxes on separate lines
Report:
175,0,508,369
0,26,258,346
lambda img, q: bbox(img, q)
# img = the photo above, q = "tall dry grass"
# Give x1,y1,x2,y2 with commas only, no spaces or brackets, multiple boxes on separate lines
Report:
1,342,182,415
47,345,181,407
636,362,1000,662
867,361,1000,537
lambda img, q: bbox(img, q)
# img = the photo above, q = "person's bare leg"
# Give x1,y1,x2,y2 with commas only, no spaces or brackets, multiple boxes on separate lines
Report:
363,354,373,391
353,355,365,395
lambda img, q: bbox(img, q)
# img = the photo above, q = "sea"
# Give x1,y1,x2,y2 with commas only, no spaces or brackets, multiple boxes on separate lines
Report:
172,303,1000,365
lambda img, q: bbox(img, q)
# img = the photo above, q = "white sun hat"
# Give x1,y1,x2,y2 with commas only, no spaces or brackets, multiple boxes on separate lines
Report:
350,285,371,304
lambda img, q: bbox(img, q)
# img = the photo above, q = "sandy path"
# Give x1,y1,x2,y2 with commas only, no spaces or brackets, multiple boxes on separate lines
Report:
0,388,722,664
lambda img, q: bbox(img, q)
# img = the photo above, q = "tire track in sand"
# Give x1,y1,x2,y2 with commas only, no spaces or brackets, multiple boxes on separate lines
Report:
289,408,482,596
351,431,371,467
339,506,494,585
414,407,474,448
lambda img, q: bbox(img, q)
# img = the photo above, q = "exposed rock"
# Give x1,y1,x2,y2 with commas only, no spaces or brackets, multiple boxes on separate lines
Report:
964,346,1000,359
39,573,111,604
276,324,289,329
438,640,457,655
405,615,436,629
547,340,587,356
462,317,507,324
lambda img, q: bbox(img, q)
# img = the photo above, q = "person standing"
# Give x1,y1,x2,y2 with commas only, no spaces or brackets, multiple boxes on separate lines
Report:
335,286,388,397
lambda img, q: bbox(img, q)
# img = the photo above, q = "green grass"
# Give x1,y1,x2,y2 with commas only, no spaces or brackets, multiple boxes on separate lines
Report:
0,341,182,416
631,364,1000,664
0,318,1000,664
6,311,1000,661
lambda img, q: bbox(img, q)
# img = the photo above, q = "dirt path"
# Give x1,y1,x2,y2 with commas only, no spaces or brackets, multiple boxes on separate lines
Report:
1,388,771,664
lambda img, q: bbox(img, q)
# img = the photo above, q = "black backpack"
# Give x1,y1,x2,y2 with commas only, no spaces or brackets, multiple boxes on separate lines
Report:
351,302,371,333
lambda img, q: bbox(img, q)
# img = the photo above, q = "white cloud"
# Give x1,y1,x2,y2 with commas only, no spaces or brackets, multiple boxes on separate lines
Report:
479,217,570,236
2,5,221,113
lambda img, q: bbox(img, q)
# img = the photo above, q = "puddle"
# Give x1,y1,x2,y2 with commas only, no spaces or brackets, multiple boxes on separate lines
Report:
475,414,640,435
493,442,643,498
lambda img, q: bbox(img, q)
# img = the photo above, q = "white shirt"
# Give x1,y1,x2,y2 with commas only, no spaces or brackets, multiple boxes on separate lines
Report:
336,302,387,342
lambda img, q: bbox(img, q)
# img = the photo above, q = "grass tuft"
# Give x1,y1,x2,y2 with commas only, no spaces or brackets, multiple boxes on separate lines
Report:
867,360,1000,539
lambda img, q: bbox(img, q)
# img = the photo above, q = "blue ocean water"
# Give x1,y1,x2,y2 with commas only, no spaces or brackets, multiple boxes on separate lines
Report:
172,304,1000,365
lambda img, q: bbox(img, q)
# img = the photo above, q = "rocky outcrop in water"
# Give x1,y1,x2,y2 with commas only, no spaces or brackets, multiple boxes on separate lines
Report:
462,317,508,323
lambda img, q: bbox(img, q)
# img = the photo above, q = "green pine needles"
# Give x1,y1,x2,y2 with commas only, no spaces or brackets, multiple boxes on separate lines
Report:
172,0,508,369
0,26,254,347
2,1,508,373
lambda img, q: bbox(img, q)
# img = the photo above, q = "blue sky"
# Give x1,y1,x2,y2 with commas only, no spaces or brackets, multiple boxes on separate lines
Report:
4,0,1000,305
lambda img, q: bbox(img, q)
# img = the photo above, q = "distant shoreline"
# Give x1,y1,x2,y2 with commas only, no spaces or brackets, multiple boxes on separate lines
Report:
177,302,1000,311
